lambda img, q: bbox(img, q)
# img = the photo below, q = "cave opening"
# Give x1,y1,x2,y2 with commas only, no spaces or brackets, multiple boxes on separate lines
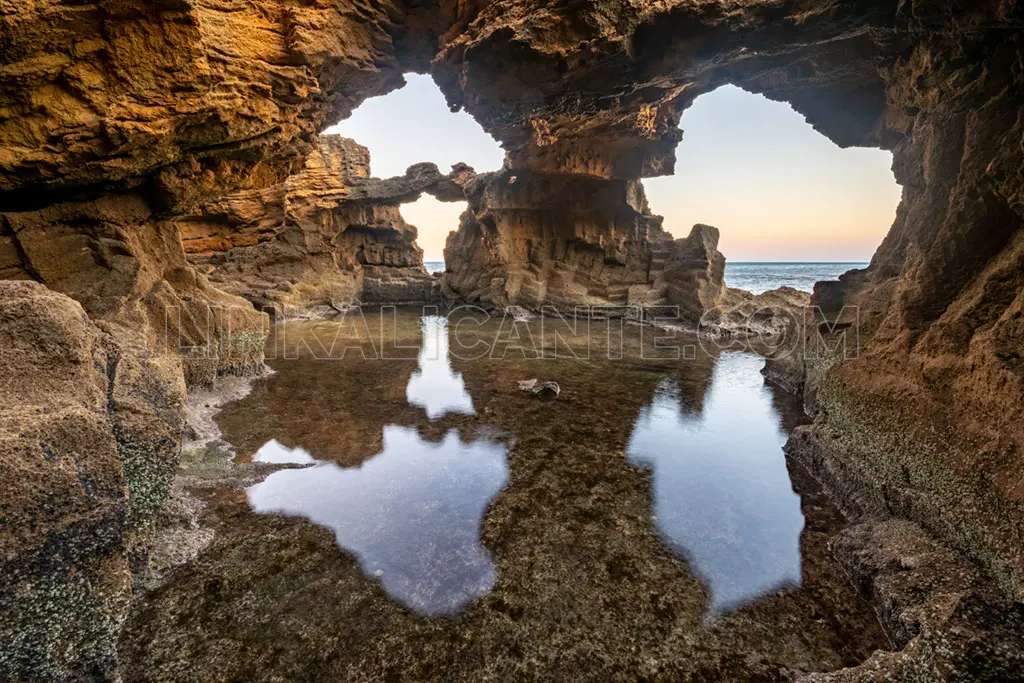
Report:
325,73,505,272
644,85,902,294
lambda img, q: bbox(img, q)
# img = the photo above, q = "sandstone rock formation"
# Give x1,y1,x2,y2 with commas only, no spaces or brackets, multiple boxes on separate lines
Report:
179,135,473,316
443,170,732,318
703,286,813,342
0,0,407,198
0,192,269,387
804,519,1024,682
1,0,1022,681
427,0,1024,614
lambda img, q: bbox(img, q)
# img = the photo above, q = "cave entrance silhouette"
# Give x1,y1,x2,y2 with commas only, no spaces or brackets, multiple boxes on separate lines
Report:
326,74,505,271
643,85,901,291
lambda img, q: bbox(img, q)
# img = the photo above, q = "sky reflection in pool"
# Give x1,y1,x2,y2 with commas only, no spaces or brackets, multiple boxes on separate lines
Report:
406,315,475,420
246,425,509,615
627,352,805,612
252,439,315,465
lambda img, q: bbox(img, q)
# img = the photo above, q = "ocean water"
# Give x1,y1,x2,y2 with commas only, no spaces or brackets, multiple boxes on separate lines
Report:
725,262,867,295
425,261,867,294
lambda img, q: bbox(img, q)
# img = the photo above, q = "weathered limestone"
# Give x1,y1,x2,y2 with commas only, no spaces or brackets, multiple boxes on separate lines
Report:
803,519,1024,682
430,0,1024,608
0,1,1021,680
178,135,474,315
0,0,408,198
0,191,269,389
0,282,183,681
443,170,732,320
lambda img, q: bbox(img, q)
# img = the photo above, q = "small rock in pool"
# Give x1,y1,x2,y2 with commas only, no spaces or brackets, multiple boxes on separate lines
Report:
518,379,561,397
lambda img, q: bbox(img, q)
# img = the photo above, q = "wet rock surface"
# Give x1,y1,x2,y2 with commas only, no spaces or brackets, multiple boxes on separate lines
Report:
0,0,1022,680
119,313,890,682
0,282,182,681
803,520,1024,682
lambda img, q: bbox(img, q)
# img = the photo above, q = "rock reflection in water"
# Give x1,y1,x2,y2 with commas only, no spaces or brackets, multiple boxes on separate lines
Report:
627,352,804,612
246,425,509,615
406,315,475,419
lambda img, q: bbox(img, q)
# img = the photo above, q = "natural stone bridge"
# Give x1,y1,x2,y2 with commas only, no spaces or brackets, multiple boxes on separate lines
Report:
0,1,1021,681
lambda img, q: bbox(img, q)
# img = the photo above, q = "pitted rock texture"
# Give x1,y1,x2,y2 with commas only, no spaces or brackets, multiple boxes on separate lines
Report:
427,0,1024,608
0,1,1023,681
429,0,904,179
0,191,269,389
0,0,412,201
760,22,1024,602
179,135,473,315
704,286,813,341
0,282,183,682
802,520,1024,682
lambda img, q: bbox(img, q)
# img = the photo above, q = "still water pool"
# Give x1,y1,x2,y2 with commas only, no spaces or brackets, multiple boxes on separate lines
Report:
627,354,804,612
123,309,888,682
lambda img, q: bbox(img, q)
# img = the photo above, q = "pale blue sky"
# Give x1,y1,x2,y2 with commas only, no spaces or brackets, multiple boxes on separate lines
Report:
326,74,901,262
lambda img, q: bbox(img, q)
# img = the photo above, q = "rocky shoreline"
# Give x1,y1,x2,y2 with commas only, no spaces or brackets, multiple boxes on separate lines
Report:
133,308,1023,682
2,1,1021,680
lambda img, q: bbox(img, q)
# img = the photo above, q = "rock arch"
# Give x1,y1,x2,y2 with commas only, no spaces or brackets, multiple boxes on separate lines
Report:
176,135,477,317
1,2,1022,680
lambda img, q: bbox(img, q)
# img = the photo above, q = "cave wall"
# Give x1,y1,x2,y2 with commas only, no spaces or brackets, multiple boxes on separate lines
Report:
0,3,420,679
0,281,187,680
0,0,409,198
0,0,425,382
430,0,1024,602
0,0,1023,680
787,26,1024,600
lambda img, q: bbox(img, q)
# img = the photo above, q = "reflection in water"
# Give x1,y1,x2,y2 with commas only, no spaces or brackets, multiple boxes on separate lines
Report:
252,439,315,465
627,352,804,612
247,426,509,615
406,316,475,420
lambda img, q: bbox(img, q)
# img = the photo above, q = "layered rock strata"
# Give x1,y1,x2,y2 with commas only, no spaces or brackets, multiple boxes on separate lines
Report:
0,192,269,387
428,0,1024,610
179,135,473,316
0,1,1022,681
444,170,732,319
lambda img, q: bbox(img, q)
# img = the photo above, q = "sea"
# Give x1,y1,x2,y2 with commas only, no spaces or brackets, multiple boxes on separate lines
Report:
425,261,867,295
724,262,867,295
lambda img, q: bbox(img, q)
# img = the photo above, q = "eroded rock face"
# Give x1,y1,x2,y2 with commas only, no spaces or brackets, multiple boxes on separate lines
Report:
430,1,902,180
0,282,183,682
762,26,1024,603
803,519,1024,682
0,0,411,201
178,135,473,315
443,170,730,320
428,0,1024,608
0,191,269,389
1,0,1023,680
